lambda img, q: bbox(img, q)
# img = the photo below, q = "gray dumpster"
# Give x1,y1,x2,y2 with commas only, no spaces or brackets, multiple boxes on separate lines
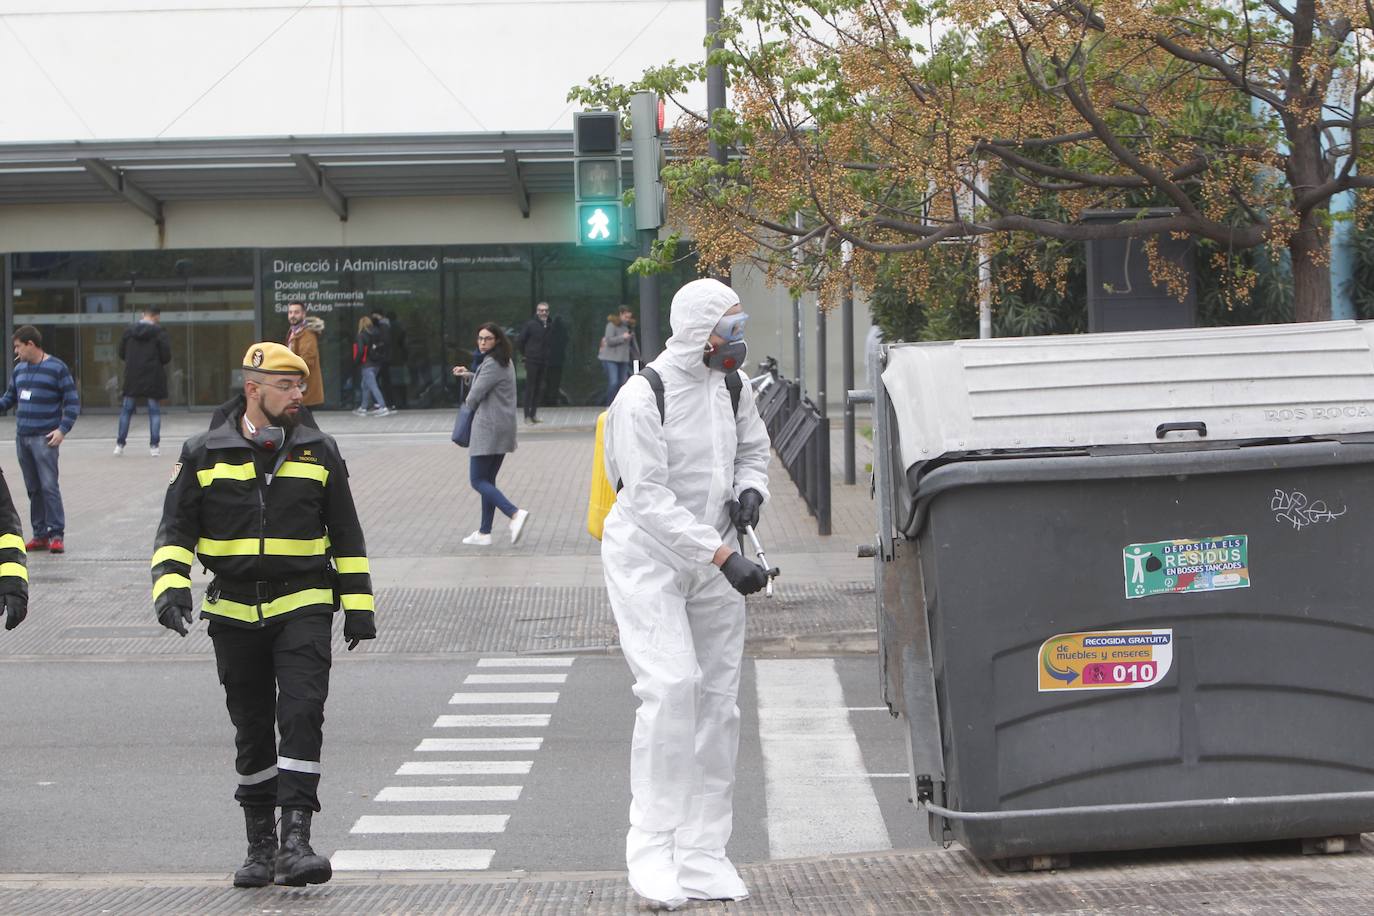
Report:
869,320,1374,864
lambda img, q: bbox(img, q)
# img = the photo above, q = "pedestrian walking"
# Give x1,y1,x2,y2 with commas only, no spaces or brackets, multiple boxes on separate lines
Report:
351,315,389,416
600,278,771,908
598,310,634,405
284,301,325,408
114,306,172,457
620,305,642,367
515,301,553,423
0,326,79,554
150,341,375,889
451,322,529,546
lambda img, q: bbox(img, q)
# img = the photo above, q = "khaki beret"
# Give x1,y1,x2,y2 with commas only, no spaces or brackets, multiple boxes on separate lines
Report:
242,342,310,378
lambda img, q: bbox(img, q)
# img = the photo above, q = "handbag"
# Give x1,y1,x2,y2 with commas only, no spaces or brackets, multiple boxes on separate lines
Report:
452,404,475,447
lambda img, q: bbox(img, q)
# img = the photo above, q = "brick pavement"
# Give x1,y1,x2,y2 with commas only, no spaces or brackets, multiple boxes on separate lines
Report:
0,406,878,655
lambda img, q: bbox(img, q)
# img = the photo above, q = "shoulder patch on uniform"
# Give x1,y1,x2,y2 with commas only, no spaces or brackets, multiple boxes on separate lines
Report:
168,462,182,486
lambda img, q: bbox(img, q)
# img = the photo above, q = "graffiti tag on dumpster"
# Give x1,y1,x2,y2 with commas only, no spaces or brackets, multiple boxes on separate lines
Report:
1038,629,1174,692
1122,536,1249,599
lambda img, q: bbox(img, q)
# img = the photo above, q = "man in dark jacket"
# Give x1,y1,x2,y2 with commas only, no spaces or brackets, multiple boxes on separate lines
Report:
115,306,172,457
152,342,375,889
515,301,552,423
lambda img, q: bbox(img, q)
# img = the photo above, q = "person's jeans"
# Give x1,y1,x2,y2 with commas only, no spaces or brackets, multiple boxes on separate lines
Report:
469,453,517,534
602,359,632,406
524,361,548,419
359,365,386,411
15,434,64,539
116,396,161,447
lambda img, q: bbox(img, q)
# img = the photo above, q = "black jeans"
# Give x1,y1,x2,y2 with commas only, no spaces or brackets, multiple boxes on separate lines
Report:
210,613,332,811
524,360,548,419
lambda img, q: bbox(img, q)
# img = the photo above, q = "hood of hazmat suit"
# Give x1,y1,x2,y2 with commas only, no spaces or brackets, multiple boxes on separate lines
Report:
601,278,771,569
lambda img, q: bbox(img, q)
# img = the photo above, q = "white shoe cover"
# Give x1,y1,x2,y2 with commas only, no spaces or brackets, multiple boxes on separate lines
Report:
626,827,688,909
677,847,749,901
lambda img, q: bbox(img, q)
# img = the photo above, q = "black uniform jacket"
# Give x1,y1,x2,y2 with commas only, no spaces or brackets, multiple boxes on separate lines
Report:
151,402,374,634
0,470,26,602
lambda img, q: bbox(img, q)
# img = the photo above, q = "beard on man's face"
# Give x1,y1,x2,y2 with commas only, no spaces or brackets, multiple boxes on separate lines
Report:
265,406,301,430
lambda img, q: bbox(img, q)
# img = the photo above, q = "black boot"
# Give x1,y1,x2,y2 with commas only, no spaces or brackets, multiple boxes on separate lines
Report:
274,807,332,887
232,806,277,888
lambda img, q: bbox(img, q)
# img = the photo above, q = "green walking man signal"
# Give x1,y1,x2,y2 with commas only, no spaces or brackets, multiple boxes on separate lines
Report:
574,111,623,247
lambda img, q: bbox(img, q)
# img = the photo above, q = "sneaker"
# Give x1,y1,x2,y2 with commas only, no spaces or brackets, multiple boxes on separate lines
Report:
461,531,492,546
351,407,368,416
23,537,47,552
112,444,124,456
150,446,160,457
509,509,530,545
47,537,64,554
370,407,391,417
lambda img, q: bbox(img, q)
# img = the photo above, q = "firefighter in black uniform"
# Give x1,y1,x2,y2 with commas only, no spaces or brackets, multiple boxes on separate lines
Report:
151,342,375,888
0,469,28,632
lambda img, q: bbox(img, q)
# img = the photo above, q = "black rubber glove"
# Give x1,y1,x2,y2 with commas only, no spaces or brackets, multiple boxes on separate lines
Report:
720,552,769,596
2,592,26,631
344,614,376,651
727,489,764,532
158,604,193,637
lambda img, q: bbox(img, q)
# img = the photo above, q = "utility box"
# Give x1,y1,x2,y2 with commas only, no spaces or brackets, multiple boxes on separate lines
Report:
869,320,1374,863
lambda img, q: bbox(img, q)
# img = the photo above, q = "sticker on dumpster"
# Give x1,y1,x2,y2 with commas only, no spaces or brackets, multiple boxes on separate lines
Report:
1038,629,1173,692
1122,536,1249,599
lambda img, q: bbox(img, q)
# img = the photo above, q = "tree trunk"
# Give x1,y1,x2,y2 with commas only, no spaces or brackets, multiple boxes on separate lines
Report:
1290,211,1332,323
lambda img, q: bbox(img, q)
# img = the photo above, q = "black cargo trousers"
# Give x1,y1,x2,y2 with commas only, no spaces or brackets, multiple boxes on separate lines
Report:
209,612,332,811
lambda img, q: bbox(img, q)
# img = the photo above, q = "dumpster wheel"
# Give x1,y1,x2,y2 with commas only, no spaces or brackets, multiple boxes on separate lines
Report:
997,854,1072,873
1301,835,1362,855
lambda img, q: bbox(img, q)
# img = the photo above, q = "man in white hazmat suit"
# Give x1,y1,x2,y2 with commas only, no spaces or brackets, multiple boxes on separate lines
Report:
602,277,773,907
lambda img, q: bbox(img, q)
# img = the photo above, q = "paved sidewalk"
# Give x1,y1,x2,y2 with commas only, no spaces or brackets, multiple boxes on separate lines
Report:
0,407,878,659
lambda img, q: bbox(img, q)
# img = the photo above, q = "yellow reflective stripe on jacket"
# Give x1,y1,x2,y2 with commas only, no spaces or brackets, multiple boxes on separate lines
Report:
203,587,335,622
152,545,195,568
335,556,370,575
0,562,27,582
197,537,259,557
263,537,328,557
340,593,374,612
197,462,256,487
0,533,25,553
153,572,191,599
277,461,329,485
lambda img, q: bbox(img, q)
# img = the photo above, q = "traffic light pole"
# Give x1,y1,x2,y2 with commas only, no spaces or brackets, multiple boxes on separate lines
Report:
707,0,730,288
638,229,661,360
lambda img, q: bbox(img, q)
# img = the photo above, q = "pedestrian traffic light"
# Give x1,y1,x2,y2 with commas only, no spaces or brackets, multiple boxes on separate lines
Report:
630,91,666,231
574,111,623,247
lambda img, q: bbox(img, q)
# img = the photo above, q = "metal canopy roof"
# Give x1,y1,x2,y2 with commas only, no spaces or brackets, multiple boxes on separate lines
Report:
0,133,622,222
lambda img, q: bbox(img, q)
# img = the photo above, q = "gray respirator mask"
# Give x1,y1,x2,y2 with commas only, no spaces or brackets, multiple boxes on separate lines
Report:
703,310,749,373
242,414,286,452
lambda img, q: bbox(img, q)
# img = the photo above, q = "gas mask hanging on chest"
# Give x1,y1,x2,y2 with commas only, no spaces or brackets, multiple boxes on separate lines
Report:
703,310,749,373
242,414,285,452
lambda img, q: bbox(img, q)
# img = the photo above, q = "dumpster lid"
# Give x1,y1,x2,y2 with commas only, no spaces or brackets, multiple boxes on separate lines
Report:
881,320,1374,471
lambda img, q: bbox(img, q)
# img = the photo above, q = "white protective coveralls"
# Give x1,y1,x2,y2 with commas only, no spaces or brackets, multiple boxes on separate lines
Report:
601,278,772,904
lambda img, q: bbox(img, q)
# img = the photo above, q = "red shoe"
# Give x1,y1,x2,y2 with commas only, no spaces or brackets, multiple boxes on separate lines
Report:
24,538,47,552
47,537,64,554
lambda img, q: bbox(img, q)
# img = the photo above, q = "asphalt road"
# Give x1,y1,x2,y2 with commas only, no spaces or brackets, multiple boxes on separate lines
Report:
0,653,931,875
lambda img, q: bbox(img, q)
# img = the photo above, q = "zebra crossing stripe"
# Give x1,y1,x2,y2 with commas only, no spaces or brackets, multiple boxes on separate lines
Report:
476,657,574,667
449,692,560,704
397,761,532,776
464,673,568,685
415,737,543,752
377,786,522,802
332,849,495,871
755,658,893,859
433,714,551,727
351,815,508,834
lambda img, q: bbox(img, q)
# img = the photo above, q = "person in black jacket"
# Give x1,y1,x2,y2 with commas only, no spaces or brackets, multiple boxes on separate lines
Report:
114,307,172,457
514,301,552,423
152,342,375,889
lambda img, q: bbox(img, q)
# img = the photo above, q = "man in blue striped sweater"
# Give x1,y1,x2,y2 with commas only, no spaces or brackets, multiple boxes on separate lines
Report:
0,326,80,554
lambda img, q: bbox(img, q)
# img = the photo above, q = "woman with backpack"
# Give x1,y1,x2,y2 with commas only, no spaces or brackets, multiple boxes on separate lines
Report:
451,322,530,547
352,315,390,417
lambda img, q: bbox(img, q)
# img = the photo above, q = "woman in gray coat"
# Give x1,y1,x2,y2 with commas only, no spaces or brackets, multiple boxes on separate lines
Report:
452,322,530,546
